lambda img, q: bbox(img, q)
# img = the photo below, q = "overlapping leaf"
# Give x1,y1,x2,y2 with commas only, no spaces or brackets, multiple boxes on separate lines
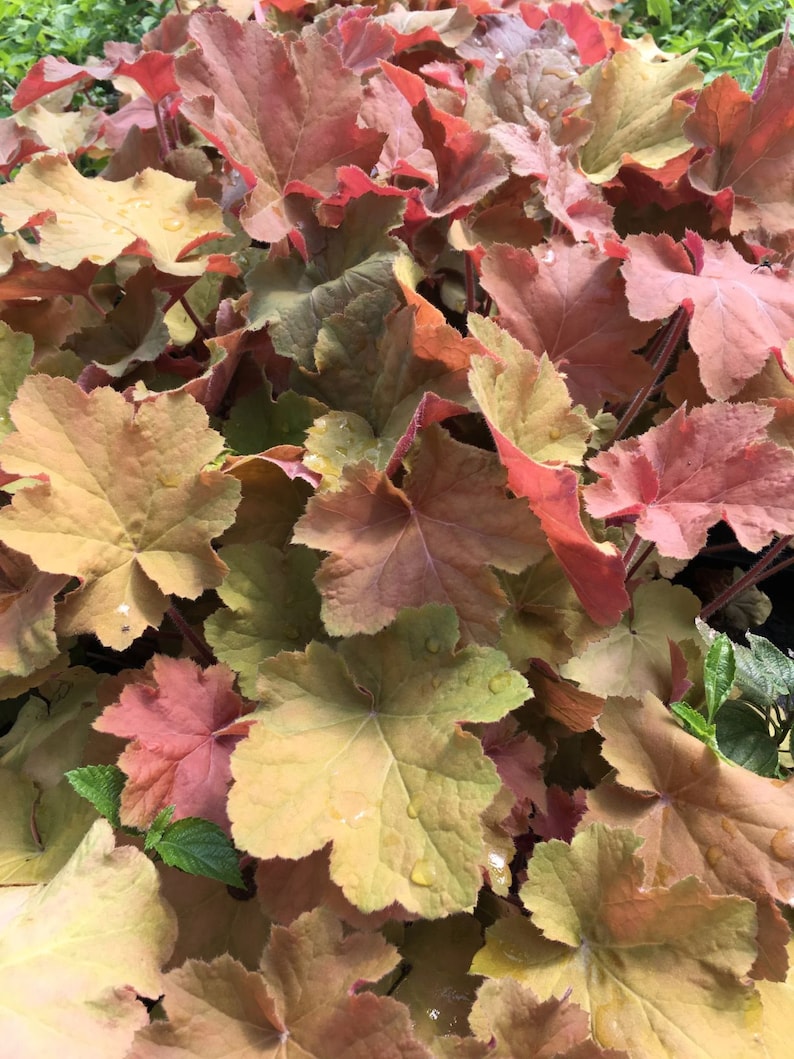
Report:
587,693,794,904
0,155,230,276
175,13,384,242
293,424,546,643
228,605,528,917
0,376,240,649
94,655,252,831
585,401,794,558
621,232,794,399
472,825,763,1059
0,819,176,1059
131,907,430,1058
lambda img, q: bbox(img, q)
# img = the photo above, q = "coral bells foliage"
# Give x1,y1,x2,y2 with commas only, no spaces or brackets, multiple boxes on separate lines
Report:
6,2,794,1057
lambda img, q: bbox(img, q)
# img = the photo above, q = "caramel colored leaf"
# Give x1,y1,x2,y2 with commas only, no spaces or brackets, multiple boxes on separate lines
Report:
587,693,794,904
0,155,230,275
0,320,33,439
229,605,528,917
293,425,546,644
0,819,176,1059
0,543,67,678
470,978,625,1058
131,907,430,1058
561,580,701,699
577,49,702,183
0,376,240,649
472,825,763,1059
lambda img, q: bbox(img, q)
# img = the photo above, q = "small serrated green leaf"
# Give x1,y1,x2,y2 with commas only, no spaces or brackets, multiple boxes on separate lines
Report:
671,701,734,765
703,633,735,723
65,764,125,828
715,700,780,777
144,805,176,850
151,816,244,887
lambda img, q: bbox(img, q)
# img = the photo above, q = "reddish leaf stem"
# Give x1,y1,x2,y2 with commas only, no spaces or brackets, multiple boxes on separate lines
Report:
698,535,793,623
153,101,173,158
180,295,211,340
626,540,656,582
613,308,688,442
464,253,477,313
166,604,217,666
621,533,644,572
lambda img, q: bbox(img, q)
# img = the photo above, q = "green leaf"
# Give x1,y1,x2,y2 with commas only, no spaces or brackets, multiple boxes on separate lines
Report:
703,633,735,723
149,816,244,888
144,805,176,851
64,764,125,829
715,700,780,777
671,700,717,742
733,632,794,709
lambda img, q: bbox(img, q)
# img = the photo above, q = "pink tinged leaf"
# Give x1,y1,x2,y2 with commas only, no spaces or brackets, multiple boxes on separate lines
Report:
621,231,794,400
585,402,794,559
479,241,655,413
175,13,385,243
94,655,253,832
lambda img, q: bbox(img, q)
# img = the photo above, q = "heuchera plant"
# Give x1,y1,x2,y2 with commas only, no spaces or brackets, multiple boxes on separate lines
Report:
3,0,794,1054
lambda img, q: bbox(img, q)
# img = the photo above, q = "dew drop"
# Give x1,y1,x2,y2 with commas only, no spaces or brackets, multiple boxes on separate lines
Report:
330,790,373,829
542,65,571,79
548,426,561,441
771,828,794,862
536,98,549,111
720,816,738,838
541,248,556,265
705,845,724,867
102,221,125,234
488,672,512,694
407,792,425,819
88,254,104,264
431,675,441,689
125,197,152,209
494,50,505,61
546,107,558,120
160,217,184,232
487,850,510,889
410,858,438,887
425,637,441,654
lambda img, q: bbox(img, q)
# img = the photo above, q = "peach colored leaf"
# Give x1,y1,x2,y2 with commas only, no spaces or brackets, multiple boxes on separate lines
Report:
293,425,546,644
686,37,794,235
0,543,67,677
0,376,241,649
478,240,655,413
577,48,702,183
0,819,176,1059
586,693,794,905
560,580,700,699
472,825,763,1059
620,232,794,399
94,655,253,831
229,605,528,917
204,542,323,699
175,13,384,242
131,907,430,1058
0,155,230,276
584,402,794,559
470,978,626,1058
467,325,628,627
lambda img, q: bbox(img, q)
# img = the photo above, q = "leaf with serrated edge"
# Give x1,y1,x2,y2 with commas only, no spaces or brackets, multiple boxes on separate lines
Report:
130,907,430,1058
0,819,176,1059
586,693,794,904
229,605,528,916
472,824,763,1059
0,377,240,649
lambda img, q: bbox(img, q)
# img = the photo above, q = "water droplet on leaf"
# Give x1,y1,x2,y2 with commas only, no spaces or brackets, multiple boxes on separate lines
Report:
407,792,425,819
410,858,438,887
160,217,184,232
771,828,794,862
705,845,723,867
330,790,373,829
425,638,441,654
488,672,512,694
720,816,738,838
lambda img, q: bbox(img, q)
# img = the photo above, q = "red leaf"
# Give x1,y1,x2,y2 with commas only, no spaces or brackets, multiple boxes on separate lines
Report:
621,231,794,400
585,402,794,558
94,655,253,832
175,13,384,242
479,240,655,413
522,1,630,64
